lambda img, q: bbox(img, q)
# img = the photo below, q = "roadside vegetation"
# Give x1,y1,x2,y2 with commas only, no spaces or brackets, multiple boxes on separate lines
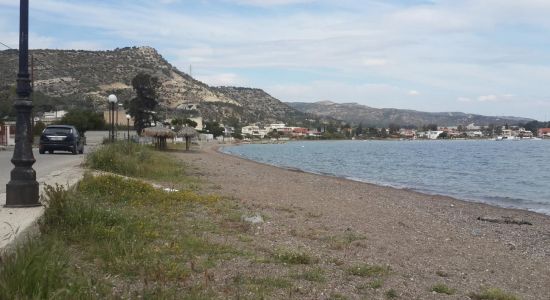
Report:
86,142,196,189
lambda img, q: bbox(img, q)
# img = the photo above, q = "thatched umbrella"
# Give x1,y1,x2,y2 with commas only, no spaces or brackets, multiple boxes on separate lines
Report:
142,126,175,150
176,126,197,151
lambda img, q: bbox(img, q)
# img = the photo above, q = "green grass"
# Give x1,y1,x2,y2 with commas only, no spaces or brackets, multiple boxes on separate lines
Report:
86,142,191,184
324,232,367,250
346,263,390,277
233,274,292,298
0,237,110,299
470,288,519,300
273,249,316,265
291,267,326,282
369,279,384,289
0,174,236,299
431,283,456,295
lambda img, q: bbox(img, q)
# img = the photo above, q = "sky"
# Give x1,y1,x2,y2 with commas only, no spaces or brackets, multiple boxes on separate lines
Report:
1,0,550,120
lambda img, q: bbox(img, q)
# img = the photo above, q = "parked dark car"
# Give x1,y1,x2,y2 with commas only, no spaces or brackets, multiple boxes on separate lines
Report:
39,125,84,154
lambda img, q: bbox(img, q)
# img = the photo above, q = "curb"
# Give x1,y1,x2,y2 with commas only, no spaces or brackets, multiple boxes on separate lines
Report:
0,165,84,255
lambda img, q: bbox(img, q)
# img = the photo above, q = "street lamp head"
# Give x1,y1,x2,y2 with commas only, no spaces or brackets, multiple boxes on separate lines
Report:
126,114,131,120
108,94,118,104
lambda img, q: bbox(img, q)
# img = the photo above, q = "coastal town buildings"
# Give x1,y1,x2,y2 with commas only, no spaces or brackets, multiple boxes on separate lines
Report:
0,122,15,146
538,128,550,138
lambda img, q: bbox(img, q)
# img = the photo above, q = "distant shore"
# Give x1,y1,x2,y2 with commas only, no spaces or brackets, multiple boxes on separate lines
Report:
177,142,550,299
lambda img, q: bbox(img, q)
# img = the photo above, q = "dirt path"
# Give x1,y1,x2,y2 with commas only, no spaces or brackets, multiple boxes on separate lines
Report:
174,144,550,299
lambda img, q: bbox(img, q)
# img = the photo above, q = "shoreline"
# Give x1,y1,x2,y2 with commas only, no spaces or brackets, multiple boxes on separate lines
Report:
218,143,550,218
177,143,550,298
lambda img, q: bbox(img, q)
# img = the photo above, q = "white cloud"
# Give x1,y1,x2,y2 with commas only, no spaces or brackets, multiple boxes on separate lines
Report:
1,0,550,118
363,58,388,67
228,0,316,7
477,94,498,102
457,97,472,102
408,90,419,96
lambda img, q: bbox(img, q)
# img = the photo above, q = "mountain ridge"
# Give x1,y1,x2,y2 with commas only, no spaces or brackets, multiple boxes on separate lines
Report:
287,101,534,127
0,46,309,125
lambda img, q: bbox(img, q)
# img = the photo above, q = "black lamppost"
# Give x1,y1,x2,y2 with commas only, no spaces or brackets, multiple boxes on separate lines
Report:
126,114,130,142
108,94,117,142
5,0,40,207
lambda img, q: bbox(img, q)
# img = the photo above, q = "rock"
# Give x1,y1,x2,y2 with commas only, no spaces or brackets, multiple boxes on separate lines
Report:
241,214,264,224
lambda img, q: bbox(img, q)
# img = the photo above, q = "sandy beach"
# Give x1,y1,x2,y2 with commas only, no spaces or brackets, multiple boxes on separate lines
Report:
175,143,550,299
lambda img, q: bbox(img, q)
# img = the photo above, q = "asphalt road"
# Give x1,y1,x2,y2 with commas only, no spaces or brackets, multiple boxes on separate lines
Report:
0,131,135,194
0,148,85,194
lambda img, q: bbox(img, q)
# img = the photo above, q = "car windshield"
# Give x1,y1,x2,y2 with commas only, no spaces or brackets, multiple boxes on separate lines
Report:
43,127,72,135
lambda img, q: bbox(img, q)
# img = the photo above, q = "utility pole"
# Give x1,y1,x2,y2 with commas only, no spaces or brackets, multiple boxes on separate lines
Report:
5,0,40,207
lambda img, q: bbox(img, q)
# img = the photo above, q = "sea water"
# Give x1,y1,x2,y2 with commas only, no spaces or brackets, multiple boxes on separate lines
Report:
222,140,550,215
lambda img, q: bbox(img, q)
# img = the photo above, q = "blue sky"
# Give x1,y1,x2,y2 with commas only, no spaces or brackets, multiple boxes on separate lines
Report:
1,0,550,120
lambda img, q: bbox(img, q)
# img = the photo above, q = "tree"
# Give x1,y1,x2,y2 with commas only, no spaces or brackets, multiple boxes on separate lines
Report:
438,131,448,139
423,124,438,131
379,128,388,138
171,118,198,131
32,121,46,136
204,121,224,137
58,109,105,134
388,123,400,135
266,129,282,139
128,73,160,136
355,123,363,136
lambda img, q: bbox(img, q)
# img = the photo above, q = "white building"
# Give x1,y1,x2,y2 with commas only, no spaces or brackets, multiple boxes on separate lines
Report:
466,123,481,131
466,131,483,137
43,110,67,121
427,130,444,139
265,123,286,132
242,125,268,138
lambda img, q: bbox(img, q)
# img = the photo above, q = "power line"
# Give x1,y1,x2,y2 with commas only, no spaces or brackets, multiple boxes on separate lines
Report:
0,41,14,49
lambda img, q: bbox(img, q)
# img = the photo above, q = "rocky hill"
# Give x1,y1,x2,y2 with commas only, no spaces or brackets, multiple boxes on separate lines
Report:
288,101,534,127
0,47,308,125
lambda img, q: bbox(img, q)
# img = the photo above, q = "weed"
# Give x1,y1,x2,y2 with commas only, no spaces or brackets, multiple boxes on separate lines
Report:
329,292,348,300
292,267,326,282
385,288,398,299
346,264,390,277
273,249,316,265
233,274,292,298
1,175,236,298
86,142,196,187
369,279,384,289
325,232,366,250
0,238,109,299
469,288,519,300
431,283,455,295
248,277,292,289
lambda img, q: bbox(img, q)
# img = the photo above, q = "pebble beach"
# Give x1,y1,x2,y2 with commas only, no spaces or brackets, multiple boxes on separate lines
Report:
176,143,550,299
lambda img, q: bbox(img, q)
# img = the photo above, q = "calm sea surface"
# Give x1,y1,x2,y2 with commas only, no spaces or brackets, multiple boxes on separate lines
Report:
222,140,550,215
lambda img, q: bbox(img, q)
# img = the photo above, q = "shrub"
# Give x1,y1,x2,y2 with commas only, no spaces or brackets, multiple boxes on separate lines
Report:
431,283,455,295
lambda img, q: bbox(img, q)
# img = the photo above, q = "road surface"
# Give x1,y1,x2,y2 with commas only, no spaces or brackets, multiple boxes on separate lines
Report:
0,148,85,194
0,131,133,194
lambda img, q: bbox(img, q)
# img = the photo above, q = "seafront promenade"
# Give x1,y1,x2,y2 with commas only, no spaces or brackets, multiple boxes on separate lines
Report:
175,143,550,299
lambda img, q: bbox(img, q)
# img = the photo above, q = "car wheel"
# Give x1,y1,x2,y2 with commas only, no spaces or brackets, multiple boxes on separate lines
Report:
71,145,78,155
39,148,45,154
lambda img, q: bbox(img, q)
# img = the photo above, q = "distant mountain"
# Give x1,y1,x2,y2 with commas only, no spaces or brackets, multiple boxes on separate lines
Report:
0,47,309,125
287,101,534,127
